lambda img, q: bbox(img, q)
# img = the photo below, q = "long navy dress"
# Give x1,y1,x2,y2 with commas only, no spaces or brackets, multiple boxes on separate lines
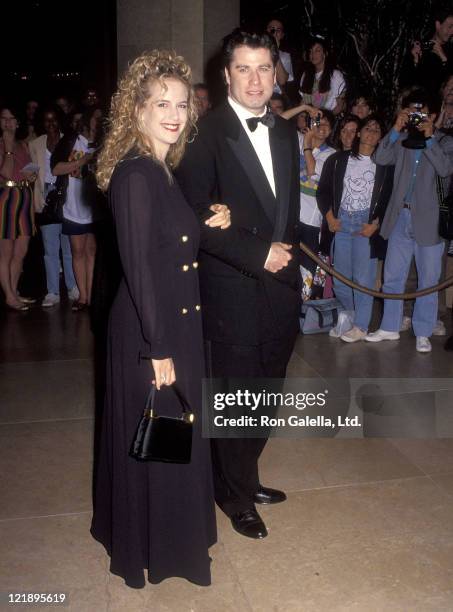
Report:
91,151,217,588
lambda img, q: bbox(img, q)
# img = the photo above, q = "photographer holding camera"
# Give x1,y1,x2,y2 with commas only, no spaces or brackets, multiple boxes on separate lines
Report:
402,8,453,93
365,90,453,353
266,19,294,95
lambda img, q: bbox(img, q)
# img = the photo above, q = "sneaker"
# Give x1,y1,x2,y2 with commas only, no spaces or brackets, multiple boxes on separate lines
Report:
416,336,432,353
42,293,60,308
433,320,447,336
365,329,400,342
400,316,412,332
340,326,367,343
68,286,80,302
329,327,341,338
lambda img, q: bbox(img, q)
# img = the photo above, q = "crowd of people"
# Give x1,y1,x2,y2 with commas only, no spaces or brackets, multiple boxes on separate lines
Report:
264,9,453,354
0,90,105,311
1,8,453,590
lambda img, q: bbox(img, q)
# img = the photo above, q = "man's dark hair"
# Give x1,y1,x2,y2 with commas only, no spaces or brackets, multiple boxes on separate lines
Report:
222,29,279,70
351,114,385,158
433,5,453,24
401,88,439,114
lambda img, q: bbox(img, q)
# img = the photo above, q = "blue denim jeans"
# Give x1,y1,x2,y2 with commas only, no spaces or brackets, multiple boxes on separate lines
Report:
381,208,444,337
332,208,377,331
41,184,76,295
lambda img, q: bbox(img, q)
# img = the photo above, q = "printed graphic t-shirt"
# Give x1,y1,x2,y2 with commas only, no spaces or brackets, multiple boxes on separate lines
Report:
340,154,376,213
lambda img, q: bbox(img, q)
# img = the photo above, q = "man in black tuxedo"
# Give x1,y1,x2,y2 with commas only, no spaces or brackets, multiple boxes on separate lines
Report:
176,30,301,539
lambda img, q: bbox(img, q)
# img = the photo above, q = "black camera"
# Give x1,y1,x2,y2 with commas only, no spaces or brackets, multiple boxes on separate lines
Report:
308,113,322,129
403,104,429,149
407,110,428,128
421,40,435,52
269,27,277,35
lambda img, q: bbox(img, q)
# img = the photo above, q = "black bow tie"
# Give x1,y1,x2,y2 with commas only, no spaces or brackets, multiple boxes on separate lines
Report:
246,111,276,132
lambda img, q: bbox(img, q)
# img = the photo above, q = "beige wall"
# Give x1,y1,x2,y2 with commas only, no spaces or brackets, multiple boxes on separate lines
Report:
117,0,239,82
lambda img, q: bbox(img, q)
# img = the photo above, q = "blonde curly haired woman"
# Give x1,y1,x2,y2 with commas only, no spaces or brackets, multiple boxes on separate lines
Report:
91,50,231,588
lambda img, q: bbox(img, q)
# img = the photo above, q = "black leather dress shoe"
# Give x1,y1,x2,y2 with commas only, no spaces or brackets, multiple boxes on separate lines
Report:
231,509,268,539
254,486,287,505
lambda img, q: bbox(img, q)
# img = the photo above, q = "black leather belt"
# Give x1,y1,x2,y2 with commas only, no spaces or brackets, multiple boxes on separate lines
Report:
403,203,411,209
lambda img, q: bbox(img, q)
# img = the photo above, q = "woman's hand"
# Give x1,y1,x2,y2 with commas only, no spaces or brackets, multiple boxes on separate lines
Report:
306,105,323,119
303,128,315,148
326,209,341,233
151,357,176,390
359,222,379,238
417,114,435,138
411,41,422,64
206,203,231,229
2,132,15,151
22,171,37,182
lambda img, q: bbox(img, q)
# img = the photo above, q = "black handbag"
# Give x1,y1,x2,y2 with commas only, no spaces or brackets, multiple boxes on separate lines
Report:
129,384,194,464
39,176,68,226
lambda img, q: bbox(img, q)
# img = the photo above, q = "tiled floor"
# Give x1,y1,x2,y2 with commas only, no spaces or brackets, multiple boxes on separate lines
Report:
1,303,453,612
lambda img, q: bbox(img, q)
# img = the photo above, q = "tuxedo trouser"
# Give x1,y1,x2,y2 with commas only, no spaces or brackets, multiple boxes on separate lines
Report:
206,335,296,517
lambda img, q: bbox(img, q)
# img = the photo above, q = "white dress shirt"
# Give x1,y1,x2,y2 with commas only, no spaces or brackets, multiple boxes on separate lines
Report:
228,96,276,197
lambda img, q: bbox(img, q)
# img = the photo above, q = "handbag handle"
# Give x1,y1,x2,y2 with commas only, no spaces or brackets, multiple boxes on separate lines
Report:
144,384,192,418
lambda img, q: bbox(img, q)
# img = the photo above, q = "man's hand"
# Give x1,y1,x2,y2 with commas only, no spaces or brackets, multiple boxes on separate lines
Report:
264,242,292,273
151,357,176,391
393,108,410,132
432,40,448,63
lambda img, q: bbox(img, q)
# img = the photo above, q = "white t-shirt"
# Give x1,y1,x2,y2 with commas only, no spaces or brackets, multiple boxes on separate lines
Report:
299,69,346,111
274,50,294,94
299,134,336,227
340,155,376,213
63,135,93,224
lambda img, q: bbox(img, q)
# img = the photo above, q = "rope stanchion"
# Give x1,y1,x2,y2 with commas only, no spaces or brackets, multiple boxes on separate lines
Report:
299,242,453,300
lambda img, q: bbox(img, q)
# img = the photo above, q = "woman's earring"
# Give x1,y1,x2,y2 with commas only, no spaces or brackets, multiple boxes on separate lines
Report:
186,124,198,144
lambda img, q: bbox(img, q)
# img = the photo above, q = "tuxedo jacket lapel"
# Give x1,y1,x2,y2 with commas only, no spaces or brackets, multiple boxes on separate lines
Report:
223,105,277,225
270,123,291,241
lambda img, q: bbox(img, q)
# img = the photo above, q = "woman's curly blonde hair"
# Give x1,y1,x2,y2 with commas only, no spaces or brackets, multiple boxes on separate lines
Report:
96,50,197,191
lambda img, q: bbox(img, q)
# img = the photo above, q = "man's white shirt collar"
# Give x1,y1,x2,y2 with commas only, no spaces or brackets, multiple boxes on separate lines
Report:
228,96,268,122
